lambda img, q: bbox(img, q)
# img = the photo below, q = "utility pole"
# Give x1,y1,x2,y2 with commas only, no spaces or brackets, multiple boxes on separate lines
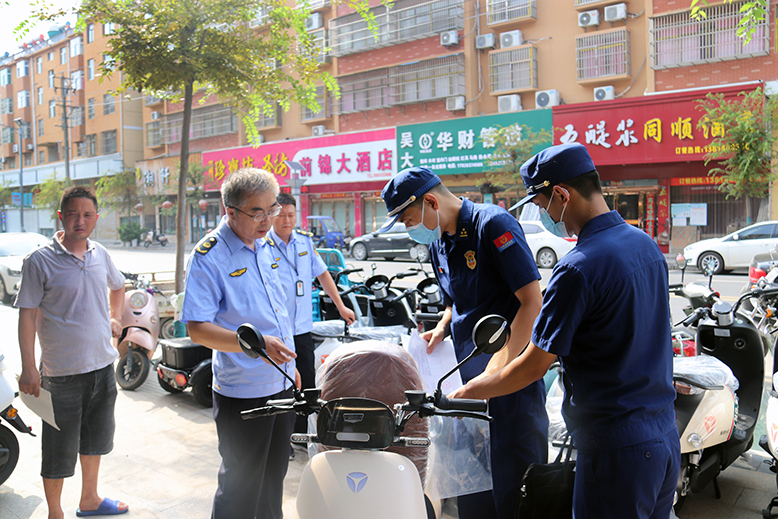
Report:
53,74,73,180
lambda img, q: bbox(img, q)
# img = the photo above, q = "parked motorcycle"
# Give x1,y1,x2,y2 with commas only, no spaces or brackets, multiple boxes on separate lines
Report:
114,272,160,390
236,314,508,519
156,337,213,407
0,353,33,485
144,229,168,247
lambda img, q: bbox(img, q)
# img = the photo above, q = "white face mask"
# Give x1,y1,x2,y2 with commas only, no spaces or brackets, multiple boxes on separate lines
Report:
539,188,570,238
406,201,442,245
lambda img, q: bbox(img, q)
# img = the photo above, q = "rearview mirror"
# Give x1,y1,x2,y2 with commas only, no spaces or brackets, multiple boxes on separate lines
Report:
675,254,686,271
237,323,267,360
471,314,510,356
409,247,419,260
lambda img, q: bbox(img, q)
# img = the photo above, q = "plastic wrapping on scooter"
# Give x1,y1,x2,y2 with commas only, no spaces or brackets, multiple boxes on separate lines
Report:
672,355,740,391
311,320,408,344
314,340,429,482
423,415,493,501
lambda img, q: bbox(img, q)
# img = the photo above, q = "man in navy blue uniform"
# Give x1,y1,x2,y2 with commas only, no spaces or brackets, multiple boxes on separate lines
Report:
381,167,548,519
451,143,680,519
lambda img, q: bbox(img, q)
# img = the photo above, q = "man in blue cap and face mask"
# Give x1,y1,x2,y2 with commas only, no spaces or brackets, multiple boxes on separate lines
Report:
451,143,680,519
380,167,548,519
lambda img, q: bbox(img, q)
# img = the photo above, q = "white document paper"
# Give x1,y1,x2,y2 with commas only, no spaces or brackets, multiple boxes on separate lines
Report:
17,382,59,431
407,329,463,394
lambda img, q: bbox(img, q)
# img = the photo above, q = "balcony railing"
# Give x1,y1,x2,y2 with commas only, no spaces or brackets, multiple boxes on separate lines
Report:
489,46,537,92
486,0,537,26
576,29,630,80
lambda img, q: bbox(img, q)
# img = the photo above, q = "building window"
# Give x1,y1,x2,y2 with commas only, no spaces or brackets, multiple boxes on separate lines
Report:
24,153,32,166
576,29,631,80
39,149,45,163
70,36,83,57
0,68,10,86
77,142,86,157
49,145,60,162
391,54,465,104
16,60,29,78
88,98,95,119
101,130,117,154
5,156,14,169
87,24,94,43
71,70,83,91
649,1,769,70
37,118,44,137
60,46,67,64
250,105,279,131
299,29,329,65
146,121,162,147
47,51,54,61
0,98,12,115
337,69,391,114
71,106,84,126
86,134,96,156
162,104,238,143
103,22,115,35
103,94,115,115
17,90,30,108
103,54,116,72
49,100,56,118
489,46,538,92
330,0,464,57
1,127,13,144
88,59,95,80
300,87,332,121
486,0,536,25
37,87,43,106
48,70,55,88
36,56,42,74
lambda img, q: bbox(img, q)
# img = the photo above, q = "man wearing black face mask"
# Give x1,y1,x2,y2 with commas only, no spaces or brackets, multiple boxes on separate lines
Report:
380,167,548,519
451,143,679,519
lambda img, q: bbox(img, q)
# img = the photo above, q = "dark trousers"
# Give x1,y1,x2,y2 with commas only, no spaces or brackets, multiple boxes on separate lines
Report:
458,379,549,519
294,332,315,433
211,388,295,519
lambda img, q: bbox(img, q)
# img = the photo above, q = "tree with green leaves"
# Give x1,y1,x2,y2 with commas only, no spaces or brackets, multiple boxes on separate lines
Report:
690,0,767,43
95,167,142,218
34,174,72,225
694,86,778,225
480,124,553,211
75,0,362,292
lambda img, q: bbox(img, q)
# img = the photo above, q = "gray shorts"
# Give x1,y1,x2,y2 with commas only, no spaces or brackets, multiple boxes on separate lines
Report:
40,364,117,479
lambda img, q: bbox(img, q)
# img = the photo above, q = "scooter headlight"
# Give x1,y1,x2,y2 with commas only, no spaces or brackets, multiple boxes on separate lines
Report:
129,291,148,309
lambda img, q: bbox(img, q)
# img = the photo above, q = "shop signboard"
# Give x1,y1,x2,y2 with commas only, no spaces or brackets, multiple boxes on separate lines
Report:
202,129,397,190
553,85,756,166
395,110,552,175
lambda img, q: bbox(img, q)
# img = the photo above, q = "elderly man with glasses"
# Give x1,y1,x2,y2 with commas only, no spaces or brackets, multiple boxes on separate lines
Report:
181,168,298,519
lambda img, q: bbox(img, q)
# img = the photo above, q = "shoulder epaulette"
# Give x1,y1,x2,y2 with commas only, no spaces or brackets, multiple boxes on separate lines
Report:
264,235,276,246
195,236,217,255
296,229,314,238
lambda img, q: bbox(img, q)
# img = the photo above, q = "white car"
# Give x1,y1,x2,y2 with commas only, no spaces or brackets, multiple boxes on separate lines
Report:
0,232,49,303
683,220,778,275
519,221,577,269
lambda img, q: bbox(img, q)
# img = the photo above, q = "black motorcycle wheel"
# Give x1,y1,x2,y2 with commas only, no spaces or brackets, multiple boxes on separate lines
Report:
116,349,150,391
144,241,150,248
160,240,167,247
157,374,184,394
0,424,20,486
192,370,213,408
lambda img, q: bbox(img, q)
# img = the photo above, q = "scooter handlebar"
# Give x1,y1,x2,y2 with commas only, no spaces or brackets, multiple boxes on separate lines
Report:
240,398,296,419
435,394,488,413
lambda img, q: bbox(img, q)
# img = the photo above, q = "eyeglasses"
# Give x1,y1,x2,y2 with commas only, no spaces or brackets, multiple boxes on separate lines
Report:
229,204,282,223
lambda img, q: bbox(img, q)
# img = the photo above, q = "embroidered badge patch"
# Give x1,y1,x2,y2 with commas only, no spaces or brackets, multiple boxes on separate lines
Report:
493,231,515,252
195,236,217,255
465,250,476,270
230,268,247,277
271,263,279,269
298,251,309,257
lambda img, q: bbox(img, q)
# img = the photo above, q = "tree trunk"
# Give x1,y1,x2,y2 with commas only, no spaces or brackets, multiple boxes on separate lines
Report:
175,79,195,294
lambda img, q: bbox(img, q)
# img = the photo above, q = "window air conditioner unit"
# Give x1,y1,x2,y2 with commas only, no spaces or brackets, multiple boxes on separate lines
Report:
150,111,160,120
535,89,560,109
11,144,18,153
604,3,628,22
306,13,323,31
440,30,459,47
26,143,33,150
500,30,523,49
312,124,327,137
446,96,465,112
497,94,522,113
578,10,599,27
594,85,615,101
475,33,495,50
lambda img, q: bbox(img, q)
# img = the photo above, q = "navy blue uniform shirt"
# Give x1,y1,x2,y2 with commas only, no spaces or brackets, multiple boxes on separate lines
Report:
533,211,676,451
430,198,541,381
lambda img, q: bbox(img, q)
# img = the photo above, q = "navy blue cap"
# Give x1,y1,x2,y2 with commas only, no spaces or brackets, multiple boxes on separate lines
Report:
509,143,596,210
379,167,442,231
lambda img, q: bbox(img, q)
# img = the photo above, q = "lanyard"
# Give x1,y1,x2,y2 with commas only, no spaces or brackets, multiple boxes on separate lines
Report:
274,240,298,277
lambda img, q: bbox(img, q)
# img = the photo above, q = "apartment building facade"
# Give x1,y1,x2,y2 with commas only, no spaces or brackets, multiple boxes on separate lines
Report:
134,0,778,250
0,21,143,240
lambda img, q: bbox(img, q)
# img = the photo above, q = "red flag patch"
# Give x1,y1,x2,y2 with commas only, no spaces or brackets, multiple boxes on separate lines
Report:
493,231,515,252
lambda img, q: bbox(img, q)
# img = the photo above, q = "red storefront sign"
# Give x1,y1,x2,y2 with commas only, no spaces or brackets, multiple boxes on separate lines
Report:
553,84,757,166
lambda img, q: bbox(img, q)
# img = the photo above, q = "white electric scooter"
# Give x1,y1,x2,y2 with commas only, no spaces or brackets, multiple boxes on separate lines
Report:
0,353,34,485
237,315,509,519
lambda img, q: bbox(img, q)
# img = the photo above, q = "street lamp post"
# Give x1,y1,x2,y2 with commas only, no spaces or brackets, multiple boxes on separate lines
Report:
13,118,25,232
284,161,308,229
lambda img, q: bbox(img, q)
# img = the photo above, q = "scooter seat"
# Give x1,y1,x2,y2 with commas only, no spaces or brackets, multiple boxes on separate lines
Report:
672,355,739,391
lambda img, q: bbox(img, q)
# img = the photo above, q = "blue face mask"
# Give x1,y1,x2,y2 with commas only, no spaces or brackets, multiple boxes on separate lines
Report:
539,189,570,238
406,201,441,245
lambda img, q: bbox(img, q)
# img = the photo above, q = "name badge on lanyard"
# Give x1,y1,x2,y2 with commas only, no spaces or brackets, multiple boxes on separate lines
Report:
296,280,305,297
